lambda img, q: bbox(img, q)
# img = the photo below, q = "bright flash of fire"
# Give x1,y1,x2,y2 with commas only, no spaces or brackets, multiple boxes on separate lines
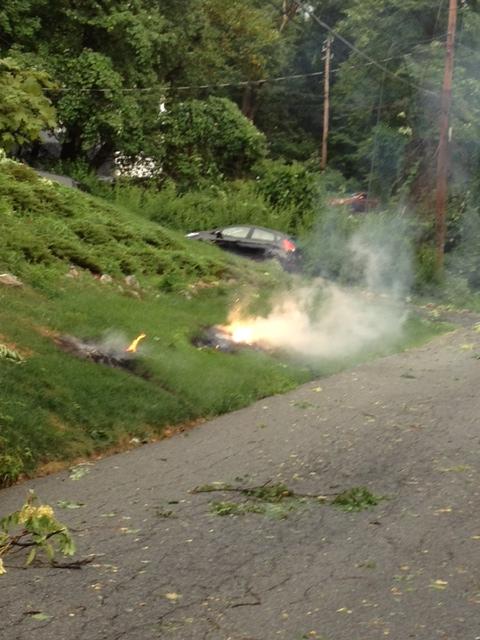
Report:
219,314,262,345
125,333,146,353
228,324,256,344
220,280,408,359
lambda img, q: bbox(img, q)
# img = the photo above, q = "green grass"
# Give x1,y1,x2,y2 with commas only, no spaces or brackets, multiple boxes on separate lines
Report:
0,280,310,484
0,159,450,486
0,159,246,292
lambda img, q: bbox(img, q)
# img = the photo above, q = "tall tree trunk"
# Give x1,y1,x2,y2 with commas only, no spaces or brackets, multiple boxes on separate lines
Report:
60,127,82,162
241,84,263,122
241,84,256,121
280,1,300,32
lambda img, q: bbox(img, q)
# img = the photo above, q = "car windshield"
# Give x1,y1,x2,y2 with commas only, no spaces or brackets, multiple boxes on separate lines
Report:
222,226,251,239
251,228,276,242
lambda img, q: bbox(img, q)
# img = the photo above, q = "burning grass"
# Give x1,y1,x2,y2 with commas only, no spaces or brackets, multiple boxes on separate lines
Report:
0,278,307,485
0,277,449,486
192,325,268,353
54,333,148,374
0,159,451,486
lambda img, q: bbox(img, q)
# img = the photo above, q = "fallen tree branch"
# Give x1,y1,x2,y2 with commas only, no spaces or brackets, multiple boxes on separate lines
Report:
191,481,336,502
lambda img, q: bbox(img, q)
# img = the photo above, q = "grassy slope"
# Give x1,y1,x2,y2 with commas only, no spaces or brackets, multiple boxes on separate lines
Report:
0,160,447,486
0,160,312,484
0,161,235,289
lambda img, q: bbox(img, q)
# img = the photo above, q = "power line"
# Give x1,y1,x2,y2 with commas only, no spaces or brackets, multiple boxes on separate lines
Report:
289,0,438,97
175,69,325,90
43,71,325,96
45,42,447,97
174,41,448,92
45,70,327,95
174,56,397,92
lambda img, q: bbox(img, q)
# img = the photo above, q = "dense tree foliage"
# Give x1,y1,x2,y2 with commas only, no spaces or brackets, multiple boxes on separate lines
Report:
157,97,267,187
0,56,56,150
0,0,479,202
0,0,287,169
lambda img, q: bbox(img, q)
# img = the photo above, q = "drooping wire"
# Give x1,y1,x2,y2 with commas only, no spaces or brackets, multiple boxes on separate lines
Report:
276,0,438,96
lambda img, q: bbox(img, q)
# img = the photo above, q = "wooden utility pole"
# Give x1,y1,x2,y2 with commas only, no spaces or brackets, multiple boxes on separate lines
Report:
320,36,332,170
280,1,300,33
435,0,458,272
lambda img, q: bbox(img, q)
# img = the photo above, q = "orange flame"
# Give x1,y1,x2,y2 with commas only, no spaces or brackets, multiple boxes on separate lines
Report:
218,306,261,346
125,333,146,353
219,322,257,345
229,324,255,344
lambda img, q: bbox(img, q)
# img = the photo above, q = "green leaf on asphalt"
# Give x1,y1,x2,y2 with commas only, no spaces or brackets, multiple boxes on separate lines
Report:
57,500,84,509
69,464,92,480
31,612,51,621
26,548,37,566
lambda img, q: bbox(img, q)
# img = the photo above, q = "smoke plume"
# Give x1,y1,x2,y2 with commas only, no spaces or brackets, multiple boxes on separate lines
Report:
228,215,412,360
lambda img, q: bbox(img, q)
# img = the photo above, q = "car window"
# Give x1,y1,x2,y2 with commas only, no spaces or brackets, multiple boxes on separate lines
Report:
222,226,251,239
251,228,276,242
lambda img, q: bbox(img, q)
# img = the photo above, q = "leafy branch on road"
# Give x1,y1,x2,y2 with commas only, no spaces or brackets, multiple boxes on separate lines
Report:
0,492,77,575
192,481,384,518
332,487,384,512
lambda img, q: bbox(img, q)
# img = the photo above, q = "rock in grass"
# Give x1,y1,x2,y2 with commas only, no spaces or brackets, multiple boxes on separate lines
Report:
124,275,140,289
0,273,23,287
66,266,80,279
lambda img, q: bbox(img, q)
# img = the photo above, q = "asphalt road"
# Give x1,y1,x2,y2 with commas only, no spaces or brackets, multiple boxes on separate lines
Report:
2,312,480,640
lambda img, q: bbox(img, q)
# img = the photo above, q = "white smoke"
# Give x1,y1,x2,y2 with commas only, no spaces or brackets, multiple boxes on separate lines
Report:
227,218,412,359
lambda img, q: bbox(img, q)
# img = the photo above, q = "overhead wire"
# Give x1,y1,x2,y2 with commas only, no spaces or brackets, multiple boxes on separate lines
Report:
7,2,450,103
43,38,448,96
274,0,439,96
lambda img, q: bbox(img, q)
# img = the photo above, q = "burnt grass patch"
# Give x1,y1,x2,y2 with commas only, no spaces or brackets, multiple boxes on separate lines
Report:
54,335,152,380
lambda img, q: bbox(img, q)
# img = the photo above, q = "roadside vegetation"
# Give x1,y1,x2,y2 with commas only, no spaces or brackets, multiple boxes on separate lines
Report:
192,481,385,519
2,1,480,487
0,159,448,486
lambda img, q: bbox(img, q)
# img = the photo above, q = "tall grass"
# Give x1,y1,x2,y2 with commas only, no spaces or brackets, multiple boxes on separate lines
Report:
106,180,302,235
81,158,329,237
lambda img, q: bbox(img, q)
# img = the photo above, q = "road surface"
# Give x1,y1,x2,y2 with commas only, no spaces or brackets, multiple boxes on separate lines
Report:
1,311,480,640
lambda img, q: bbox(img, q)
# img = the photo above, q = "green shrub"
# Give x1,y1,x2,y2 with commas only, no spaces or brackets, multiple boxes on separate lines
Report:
253,159,320,233
106,180,296,234
0,451,25,487
158,97,267,188
0,158,232,290
414,244,439,291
